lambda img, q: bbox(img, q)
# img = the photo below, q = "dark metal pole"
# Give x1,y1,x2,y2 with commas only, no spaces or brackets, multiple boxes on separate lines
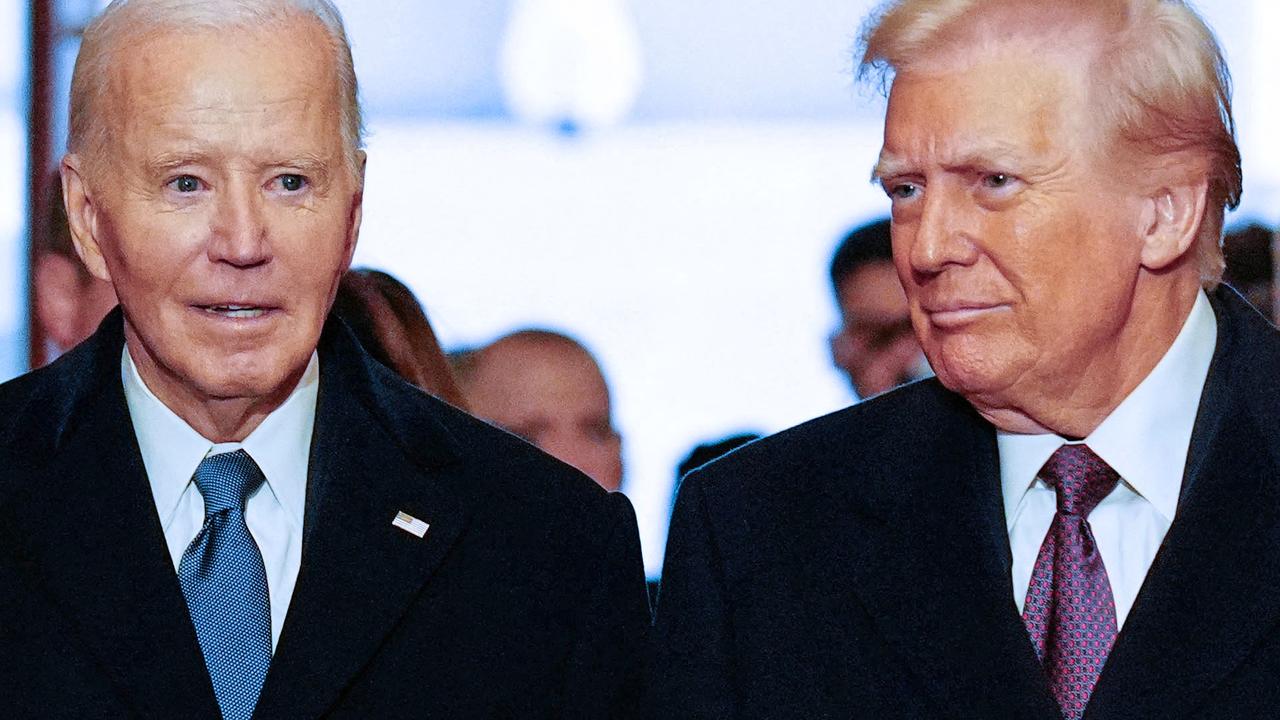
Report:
27,0,56,370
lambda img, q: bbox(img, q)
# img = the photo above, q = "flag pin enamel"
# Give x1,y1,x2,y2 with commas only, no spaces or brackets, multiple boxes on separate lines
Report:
392,511,430,538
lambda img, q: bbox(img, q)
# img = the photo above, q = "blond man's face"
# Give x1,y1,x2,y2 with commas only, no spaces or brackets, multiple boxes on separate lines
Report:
876,49,1148,411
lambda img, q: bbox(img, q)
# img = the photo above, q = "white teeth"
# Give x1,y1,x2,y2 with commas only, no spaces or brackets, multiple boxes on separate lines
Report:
203,305,266,318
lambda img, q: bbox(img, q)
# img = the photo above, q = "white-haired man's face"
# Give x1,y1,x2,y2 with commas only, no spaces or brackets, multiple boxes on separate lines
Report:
874,47,1166,432
64,17,364,438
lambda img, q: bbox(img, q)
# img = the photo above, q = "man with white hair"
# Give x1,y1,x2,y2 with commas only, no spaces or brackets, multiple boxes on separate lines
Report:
0,1,648,718
654,1,1275,718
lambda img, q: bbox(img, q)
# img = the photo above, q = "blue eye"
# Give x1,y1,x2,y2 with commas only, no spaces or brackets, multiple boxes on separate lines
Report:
170,175,201,193
279,174,307,192
889,183,918,200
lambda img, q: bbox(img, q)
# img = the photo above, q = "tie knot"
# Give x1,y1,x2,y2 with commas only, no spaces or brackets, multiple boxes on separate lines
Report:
193,450,266,515
1038,444,1119,518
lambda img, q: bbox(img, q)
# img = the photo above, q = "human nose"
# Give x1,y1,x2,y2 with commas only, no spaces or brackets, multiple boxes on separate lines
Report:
208,180,270,267
908,186,979,277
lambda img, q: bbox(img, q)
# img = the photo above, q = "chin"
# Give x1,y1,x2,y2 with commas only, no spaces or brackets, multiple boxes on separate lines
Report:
191,371,285,403
926,322,1029,386
189,349,307,402
924,346,1021,402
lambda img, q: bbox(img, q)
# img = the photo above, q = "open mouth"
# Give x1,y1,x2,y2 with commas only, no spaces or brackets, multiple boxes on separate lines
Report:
197,304,271,319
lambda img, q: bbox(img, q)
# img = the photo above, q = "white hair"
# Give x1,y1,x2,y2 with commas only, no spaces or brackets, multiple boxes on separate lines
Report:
69,0,363,175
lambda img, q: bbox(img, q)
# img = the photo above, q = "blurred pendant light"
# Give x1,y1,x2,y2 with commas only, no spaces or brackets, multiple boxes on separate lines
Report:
499,0,645,134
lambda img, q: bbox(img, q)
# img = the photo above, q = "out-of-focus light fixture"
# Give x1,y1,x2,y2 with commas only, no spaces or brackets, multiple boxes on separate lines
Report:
499,0,645,134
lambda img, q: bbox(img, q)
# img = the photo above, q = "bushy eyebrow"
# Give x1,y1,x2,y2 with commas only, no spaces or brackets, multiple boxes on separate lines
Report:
146,152,212,175
871,152,910,184
871,142,1038,183
144,151,334,182
259,153,331,175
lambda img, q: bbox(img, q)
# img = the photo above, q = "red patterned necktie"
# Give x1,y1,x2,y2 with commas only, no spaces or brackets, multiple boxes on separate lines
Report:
1021,444,1120,720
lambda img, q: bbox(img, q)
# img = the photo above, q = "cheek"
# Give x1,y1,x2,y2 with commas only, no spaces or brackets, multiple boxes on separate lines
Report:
274,215,354,290
99,215,196,299
982,204,1092,307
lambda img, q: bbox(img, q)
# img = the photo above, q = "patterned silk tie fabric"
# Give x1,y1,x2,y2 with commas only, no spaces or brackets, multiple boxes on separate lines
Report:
1022,444,1120,720
178,450,273,720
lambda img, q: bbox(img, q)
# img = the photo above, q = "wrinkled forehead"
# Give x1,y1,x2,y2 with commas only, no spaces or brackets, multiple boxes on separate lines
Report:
876,45,1100,176
97,22,342,155
111,19,337,103
90,16,343,151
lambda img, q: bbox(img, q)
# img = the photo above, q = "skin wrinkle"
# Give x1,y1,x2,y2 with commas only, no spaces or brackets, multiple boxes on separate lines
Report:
880,44,1201,437
84,19,354,185
62,16,364,441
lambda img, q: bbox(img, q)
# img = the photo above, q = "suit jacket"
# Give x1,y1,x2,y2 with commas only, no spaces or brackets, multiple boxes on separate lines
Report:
652,287,1280,719
0,310,650,719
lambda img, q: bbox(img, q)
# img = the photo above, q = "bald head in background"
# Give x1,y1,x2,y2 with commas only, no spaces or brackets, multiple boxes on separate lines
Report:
457,330,623,491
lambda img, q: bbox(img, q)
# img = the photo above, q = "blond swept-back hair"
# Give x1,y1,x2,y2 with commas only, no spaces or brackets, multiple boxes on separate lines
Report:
69,0,364,177
858,0,1241,285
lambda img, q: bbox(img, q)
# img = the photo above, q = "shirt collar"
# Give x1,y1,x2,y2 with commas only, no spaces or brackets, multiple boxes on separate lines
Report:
121,348,319,531
997,290,1217,529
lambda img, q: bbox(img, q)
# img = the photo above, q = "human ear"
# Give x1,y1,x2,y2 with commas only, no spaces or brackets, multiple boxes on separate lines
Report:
61,156,113,283
340,149,367,270
1138,178,1208,272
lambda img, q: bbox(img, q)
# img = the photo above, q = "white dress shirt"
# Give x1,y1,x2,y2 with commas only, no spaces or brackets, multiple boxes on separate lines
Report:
998,290,1216,630
122,348,317,651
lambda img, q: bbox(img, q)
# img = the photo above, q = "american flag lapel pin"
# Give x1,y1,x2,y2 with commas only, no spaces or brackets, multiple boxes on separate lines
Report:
392,511,430,538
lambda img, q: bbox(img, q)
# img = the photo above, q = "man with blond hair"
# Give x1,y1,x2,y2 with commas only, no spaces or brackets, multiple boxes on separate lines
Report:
653,1,1271,718
0,1,649,717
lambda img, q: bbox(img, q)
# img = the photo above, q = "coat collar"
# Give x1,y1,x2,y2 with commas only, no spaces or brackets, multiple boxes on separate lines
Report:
0,309,221,719
830,383,1063,719
1,309,470,719
251,314,469,718
1087,286,1280,719
832,287,1280,719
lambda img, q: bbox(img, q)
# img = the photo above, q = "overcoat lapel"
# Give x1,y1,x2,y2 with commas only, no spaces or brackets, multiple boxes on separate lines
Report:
253,322,467,719
835,387,1062,719
0,314,219,719
1087,291,1280,719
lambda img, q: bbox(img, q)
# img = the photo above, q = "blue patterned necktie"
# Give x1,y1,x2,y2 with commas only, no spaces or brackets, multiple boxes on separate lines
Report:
179,449,273,720
1022,444,1120,720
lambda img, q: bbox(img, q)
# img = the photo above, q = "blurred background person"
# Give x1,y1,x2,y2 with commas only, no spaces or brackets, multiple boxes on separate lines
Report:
676,432,762,481
455,329,623,491
827,217,929,400
32,172,115,363
333,268,468,408
1221,222,1276,322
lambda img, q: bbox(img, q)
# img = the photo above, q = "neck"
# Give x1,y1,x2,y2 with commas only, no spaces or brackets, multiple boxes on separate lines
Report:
974,271,1203,437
